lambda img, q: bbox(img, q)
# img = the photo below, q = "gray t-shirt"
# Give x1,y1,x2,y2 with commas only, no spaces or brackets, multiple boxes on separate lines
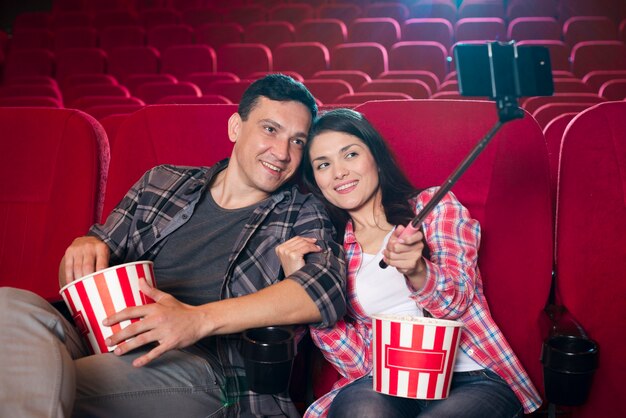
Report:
153,189,258,306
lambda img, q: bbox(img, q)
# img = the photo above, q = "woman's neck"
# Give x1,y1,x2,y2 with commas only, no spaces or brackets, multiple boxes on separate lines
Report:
349,196,393,254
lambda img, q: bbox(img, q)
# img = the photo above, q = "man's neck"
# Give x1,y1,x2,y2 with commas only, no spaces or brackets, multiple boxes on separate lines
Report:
210,167,272,209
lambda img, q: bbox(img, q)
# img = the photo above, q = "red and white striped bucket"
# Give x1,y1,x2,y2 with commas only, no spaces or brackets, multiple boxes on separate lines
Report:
372,314,464,400
59,261,156,354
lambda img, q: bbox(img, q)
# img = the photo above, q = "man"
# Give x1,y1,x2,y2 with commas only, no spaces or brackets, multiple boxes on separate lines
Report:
0,75,346,417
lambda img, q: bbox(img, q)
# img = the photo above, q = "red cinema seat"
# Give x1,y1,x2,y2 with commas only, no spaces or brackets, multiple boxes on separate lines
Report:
563,16,618,47
55,48,108,85
457,0,505,19
331,42,388,79
12,12,51,31
302,79,353,105
358,79,431,98
507,17,562,42
598,79,626,100
0,84,63,103
93,10,140,31
123,73,177,96
355,99,552,398
517,40,571,72
99,25,146,53
49,11,93,30
542,112,576,207
205,79,254,103
311,70,371,91
532,102,597,130
147,23,195,53
273,42,329,79
10,29,54,50
3,49,55,81
139,8,182,29
582,70,626,91
555,101,626,418
317,4,362,25
64,84,131,107
184,72,240,95
195,22,244,49
224,5,267,27
244,21,296,51
98,113,131,153
83,104,144,120
182,7,221,28
558,0,615,23
455,17,507,42
348,17,401,50
506,0,558,20
135,81,201,104
0,108,109,301
401,18,454,51
216,44,272,78
333,92,412,104
388,41,448,83
522,93,605,115
108,46,160,82
0,96,62,108
571,41,626,78
552,78,594,93
54,27,98,51
156,95,232,104
161,45,217,79
437,79,459,92
295,18,347,50
364,2,410,23
268,4,315,25
70,96,145,111
102,104,237,219
409,0,457,24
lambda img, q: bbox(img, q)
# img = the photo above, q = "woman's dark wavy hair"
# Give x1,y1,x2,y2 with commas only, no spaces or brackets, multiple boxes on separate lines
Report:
303,108,422,240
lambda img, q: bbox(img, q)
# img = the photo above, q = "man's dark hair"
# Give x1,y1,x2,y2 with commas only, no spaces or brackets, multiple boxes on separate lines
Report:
238,74,318,121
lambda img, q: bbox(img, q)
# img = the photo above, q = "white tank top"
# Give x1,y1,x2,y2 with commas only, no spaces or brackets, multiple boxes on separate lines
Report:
356,232,482,372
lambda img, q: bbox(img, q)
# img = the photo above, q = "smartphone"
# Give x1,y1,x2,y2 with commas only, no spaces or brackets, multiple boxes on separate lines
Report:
455,42,554,98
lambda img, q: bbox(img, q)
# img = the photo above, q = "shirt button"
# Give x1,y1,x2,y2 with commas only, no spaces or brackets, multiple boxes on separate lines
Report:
467,349,474,355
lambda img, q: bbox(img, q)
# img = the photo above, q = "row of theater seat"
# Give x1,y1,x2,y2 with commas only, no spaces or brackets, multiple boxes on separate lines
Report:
1,100,624,418
7,15,626,55
16,0,626,28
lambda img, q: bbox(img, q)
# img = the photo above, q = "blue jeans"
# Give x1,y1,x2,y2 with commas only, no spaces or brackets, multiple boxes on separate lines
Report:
328,370,523,418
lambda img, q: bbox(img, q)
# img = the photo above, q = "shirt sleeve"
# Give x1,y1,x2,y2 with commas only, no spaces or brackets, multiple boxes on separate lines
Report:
287,195,347,328
409,188,482,319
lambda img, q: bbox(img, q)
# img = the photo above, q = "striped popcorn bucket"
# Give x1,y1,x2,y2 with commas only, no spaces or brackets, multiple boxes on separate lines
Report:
372,314,464,400
59,261,156,355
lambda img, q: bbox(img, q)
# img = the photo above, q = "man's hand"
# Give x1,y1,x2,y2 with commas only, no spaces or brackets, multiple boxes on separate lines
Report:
59,236,110,287
104,279,208,368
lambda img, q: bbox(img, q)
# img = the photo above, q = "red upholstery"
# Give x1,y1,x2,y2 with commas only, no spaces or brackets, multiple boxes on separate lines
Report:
147,23,195,53
532,102,597,130
10,28,54,50
409,1,457,24
123,73,178,96
348,17,402,50
558,0,616,23
205,79,253,103
571,41,626,78
139,8,182,29
108,46,160,82
458,0,505,19
358,79,431,98
331,42,388,79
55,47,107,84
356,99,553,398
98,113,131,153
268,4,314,25
62,74,118,92
65,84,130,107
507,17,562,41
364,2,409,23
303,79,353,105
598,78,626,100
563,16,618,47
0,96,62,108
12,12,51,31
102,104,237,219
182,7,221,27
83,104,144,120
0,108,109,301
161,45,217,79
224,5,267,27
136,81,201,104
437,79,459,92
317,4,362,25
506,0,558,20
378,70,440,94
93,11,140,31
552,78,594,93
555,101,626,418
50,11,92,29
311,70,371,90
401,18,454,51
388,41,448,83
3,49,55,81
99,25,146,53
522,93,605,115
333,92,412,104
70,96,145,111
0,84,63,103
582,69,626,91
542,112,576,209
184,72,240,95
295,18,347,49
195,22,244,49
54,27,98,51
273,42,329,79
455,17,507,42
155,94,232,104
216,44,272,78
244,21,296,51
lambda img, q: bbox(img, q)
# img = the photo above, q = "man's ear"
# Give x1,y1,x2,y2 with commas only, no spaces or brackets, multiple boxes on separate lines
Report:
227,113,242,143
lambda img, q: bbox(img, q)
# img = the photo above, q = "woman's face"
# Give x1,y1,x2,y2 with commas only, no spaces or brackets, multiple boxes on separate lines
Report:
308,130,380,214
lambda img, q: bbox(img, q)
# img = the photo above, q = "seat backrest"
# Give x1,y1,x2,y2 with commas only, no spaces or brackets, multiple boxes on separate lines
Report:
378,70,440,94
184,72,239,94
330,42,388,79
571,40,626,78
3,49,55,81
182,7,221,28
333,92,412,104
542,112,577,209
55,47,108,84
388,41,448,83
268,4,314,24
358,79,431,98
598,78,626,100
216,44,273,78
147,23,195,53
582,69,626,91
99,25,146,53
135,81,201,104
454,17,507,42
139,7,182,29
555,101,626,418
0,108,109,301
108,46,161,82
563,16,618,47
409,1,457,24
458,0,505,19
506,0,558,20
65,83,131,106
295,18,347,49
102,104,237,219
205,79,253,103
54,27,98,51
224,5,267,26
401,18,454,51
522,93,604,115
93,10,140,31
532,102,596,130
317,4,362,25
356,99,553,396
10,28,55,50
195,22,244,49
507,17,561,41
311,69,371,91
348,17,402,50
302,79,353,105
273,42,329,79
161,44,217,79
244,21,296,51
552,78,594,93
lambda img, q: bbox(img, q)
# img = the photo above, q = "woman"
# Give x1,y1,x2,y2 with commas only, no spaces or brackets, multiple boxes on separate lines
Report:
275,109,541,417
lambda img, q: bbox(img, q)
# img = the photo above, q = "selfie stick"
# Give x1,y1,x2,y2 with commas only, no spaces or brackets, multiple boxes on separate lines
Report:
379,97,525,269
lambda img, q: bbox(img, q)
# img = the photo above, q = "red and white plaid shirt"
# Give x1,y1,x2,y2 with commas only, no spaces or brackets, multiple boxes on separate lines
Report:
305,188,542,417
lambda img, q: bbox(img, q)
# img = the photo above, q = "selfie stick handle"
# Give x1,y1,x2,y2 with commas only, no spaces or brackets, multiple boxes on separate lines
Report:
379,119,506,269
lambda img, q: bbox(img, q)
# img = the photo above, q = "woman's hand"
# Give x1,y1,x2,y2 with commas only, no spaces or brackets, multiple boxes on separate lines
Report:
275,236,322,277
382,225,427,289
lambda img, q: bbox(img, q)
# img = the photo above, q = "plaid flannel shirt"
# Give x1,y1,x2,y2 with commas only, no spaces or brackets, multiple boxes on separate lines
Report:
305,188,542,417
89,161,346,417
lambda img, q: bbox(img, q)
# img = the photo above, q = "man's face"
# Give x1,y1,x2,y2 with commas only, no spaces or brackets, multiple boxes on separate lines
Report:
228,97,312,195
